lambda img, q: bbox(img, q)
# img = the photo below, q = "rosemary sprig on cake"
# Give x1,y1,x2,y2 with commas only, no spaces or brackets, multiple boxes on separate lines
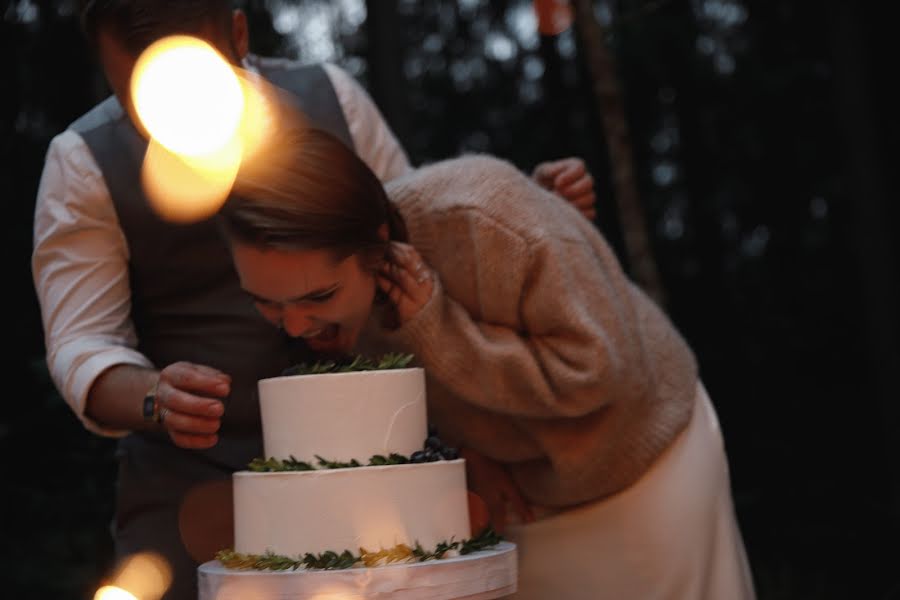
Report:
248,453,411,472
282,352,414,376
216,527,503,571
248,434,459,472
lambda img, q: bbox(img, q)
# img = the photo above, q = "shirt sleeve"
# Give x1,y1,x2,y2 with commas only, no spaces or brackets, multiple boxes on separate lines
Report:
32,130,153,437
384,213,649,420
322,63,413,182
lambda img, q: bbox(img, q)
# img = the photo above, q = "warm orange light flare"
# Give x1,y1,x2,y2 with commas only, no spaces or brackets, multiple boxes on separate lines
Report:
141,137,242,223
131,35,284,222
94,551,173,600
131,35,244,157
94,586,139,600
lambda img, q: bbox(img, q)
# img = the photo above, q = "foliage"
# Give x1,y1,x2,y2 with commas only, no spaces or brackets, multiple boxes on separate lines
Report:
282,353,414,376
216,527,503,571
247,452,413,472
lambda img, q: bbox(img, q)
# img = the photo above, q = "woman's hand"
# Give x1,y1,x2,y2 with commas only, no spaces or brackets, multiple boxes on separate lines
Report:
377,242,436,324
155,361,230,449
460,447,535,534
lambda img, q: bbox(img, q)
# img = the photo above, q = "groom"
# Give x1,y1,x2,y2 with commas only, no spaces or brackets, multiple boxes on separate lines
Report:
33,1,598,598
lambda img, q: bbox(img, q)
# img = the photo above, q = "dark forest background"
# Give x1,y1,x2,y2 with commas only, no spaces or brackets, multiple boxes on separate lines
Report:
3,0,898,598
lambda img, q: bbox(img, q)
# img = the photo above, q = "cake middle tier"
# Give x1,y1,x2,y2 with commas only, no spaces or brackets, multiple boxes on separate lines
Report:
258,368,427,462
233,460,471,556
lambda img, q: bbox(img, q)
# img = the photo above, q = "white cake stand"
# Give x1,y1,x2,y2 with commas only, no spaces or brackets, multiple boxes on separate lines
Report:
198,541,517,600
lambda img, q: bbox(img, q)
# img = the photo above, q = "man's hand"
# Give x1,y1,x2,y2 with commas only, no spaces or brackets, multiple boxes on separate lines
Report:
155,361,230,449
533,157,597,221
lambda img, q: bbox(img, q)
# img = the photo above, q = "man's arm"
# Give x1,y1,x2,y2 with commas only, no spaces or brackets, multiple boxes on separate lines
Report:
322,63,413,182
88,362,229,449
33,131,230,447
32,130,151,436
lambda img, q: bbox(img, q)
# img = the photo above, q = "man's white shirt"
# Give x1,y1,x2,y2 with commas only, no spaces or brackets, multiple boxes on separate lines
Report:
32,62,412,435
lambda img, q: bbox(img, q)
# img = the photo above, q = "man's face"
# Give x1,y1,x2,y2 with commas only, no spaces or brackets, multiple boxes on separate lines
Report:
97,30,143,131
95,23,242,136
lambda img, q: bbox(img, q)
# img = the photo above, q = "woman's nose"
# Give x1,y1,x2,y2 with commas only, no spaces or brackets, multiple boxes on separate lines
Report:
282,306,314,337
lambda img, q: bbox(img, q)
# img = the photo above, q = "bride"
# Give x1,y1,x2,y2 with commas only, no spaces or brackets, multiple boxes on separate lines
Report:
218,125,756,600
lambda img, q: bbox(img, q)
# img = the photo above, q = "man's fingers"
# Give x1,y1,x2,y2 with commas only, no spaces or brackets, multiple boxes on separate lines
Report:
163,362,231,397
161,388,225,418
169,431,219,449
162,410,222,435
533,161,566,185
559,175,594,199
553,162,587,189
570,191,596,209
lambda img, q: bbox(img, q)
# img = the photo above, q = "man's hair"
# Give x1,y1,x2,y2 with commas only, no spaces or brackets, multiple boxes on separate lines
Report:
80,0,234,55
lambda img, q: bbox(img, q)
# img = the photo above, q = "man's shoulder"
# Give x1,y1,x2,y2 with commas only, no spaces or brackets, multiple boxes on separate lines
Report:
245,53,324,76
69,96,125,134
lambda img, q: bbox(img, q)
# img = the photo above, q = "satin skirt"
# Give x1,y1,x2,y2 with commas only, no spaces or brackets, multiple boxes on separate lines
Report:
505,383,756,600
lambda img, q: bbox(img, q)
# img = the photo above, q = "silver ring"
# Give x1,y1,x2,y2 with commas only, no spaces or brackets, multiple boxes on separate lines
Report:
159,407,170,424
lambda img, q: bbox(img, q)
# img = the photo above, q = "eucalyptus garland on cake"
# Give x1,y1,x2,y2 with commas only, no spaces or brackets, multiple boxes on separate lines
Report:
248,429,460,472
216,527,503,571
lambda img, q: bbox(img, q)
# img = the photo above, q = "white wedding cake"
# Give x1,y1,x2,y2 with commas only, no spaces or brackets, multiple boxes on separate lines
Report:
231,364,473,561
200,359,517,599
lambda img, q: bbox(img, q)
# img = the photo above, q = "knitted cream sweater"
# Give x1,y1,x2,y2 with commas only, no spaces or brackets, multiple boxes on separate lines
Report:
359,155,698,508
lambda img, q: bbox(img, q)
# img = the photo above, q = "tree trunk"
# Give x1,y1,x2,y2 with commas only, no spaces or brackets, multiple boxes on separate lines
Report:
365,0,411,153
568,0,667,308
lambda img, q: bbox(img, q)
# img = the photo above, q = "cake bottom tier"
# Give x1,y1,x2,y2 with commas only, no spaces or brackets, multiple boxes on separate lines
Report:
199,542,517,600
233,459,471,556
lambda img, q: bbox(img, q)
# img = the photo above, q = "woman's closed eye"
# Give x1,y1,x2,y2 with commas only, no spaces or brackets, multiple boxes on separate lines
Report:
303,289,337,303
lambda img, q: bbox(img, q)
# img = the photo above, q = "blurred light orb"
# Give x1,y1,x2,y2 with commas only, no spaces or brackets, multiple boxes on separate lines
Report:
94,586,139,600
142,137,242,223
131,35,244,158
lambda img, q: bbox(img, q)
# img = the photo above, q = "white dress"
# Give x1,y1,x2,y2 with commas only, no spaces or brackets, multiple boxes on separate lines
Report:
504,383,756,600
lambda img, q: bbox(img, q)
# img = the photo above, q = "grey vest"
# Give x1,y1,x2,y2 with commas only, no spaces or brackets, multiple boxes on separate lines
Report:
71,62,351,471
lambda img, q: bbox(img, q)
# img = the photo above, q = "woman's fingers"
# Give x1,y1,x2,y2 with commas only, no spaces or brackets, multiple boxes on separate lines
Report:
504,484,536,524
378,243,435,323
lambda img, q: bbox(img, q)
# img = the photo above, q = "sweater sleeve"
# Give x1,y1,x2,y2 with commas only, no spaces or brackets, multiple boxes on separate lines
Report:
386,211,649,420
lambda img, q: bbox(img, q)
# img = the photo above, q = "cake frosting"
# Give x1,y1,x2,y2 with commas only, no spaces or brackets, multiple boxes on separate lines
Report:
257,367,427,463
231,366,472,559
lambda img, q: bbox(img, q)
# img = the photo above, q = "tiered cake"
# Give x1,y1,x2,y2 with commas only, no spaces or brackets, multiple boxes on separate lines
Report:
232,366,472,560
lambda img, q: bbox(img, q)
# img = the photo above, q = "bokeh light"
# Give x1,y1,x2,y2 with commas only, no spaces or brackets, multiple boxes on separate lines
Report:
131,35,244,157
93,551,172,600
129,35,284,222
94,586,139,600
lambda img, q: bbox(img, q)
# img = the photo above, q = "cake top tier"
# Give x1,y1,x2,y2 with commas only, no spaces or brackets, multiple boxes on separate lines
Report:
257,367,427,464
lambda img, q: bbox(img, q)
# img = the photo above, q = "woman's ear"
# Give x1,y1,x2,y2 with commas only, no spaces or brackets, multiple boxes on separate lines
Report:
231,9,250,61
377,223,390,241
